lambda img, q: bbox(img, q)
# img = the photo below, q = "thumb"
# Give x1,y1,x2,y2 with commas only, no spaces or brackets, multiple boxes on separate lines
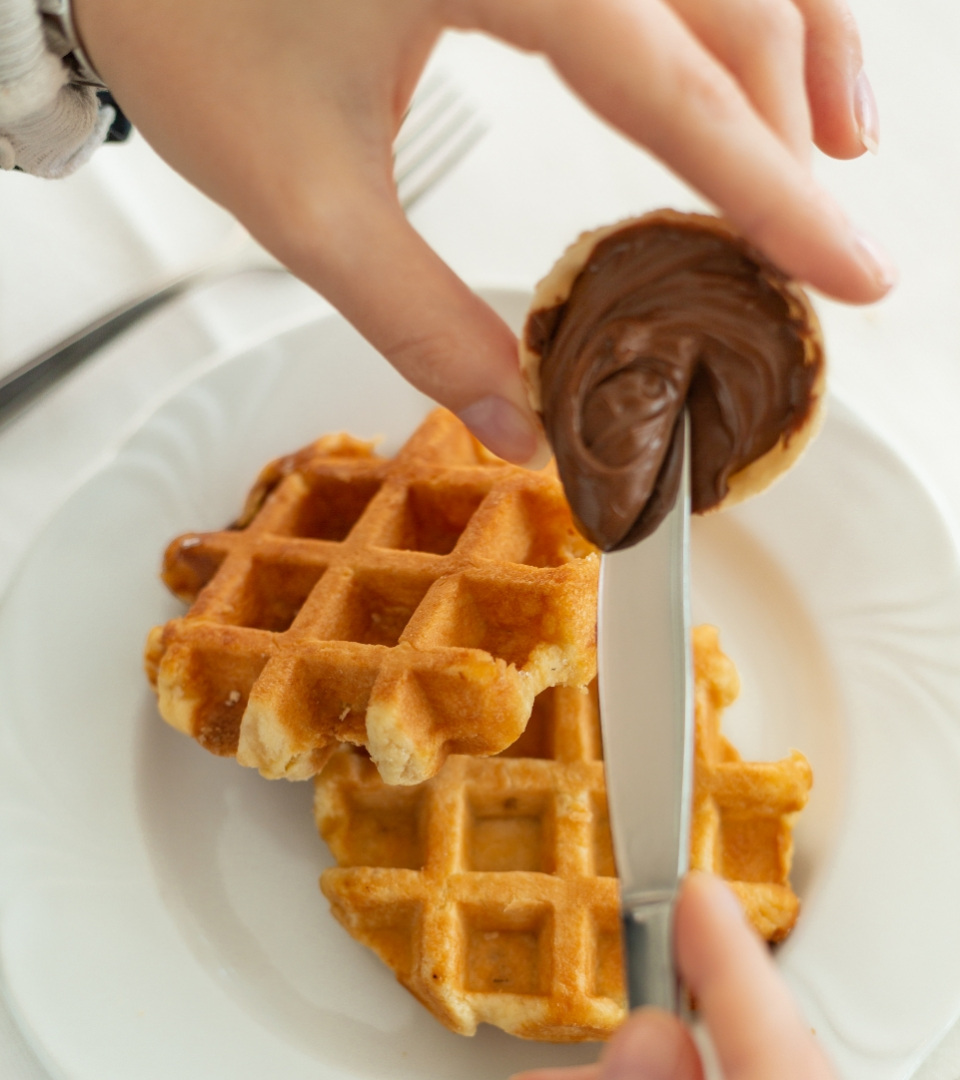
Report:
597,1009,703,1080
676,872,836,1080
281,188,548,465
507,1010,701,1080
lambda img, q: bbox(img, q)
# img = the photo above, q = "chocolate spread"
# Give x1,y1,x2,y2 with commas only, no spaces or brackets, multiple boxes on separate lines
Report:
527,220,821,551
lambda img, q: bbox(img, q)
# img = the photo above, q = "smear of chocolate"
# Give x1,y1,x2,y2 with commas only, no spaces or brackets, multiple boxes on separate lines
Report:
528,221,821,551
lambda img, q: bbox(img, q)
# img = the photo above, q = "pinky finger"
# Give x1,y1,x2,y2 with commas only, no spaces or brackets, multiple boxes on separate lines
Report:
794,0,877,158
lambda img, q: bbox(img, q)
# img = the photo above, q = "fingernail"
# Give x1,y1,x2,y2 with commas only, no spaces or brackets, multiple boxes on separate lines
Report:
457,395,547,466
851,228,898,292
601,1011,687,1080
854,70,880,155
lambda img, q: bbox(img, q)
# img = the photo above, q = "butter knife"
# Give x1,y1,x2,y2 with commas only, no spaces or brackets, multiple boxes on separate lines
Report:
597,413,693,1012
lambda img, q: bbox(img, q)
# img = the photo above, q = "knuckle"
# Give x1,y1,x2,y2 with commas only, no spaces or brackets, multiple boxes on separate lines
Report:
750,0,805,50
672,61,740,127
256,191,335,264
384,328,463,398
259,173,379,268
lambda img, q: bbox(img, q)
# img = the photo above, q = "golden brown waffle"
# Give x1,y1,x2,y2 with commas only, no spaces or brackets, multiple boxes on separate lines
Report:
689,626,812,941
315,625,812,1040
145,409,599,784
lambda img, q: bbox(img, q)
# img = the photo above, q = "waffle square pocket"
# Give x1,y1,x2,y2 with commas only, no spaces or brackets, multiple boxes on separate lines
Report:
315,627,812,1040
145,409,599,784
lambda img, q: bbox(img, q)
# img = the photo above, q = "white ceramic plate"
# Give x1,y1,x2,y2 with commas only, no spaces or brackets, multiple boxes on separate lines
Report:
3,292,960,1080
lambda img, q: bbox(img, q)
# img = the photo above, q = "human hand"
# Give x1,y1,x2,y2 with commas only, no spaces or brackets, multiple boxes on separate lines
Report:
72,0,895,464
511,872,835,1080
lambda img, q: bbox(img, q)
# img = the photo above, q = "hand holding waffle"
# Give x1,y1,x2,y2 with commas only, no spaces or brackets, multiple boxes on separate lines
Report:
513,873,837,1080
73,0,892,463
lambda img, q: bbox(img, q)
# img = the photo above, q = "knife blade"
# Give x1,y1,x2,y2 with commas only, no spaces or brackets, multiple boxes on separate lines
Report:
596,412,693,1013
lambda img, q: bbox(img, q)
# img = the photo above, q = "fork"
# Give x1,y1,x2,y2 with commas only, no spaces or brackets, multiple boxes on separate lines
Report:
0,74,486,428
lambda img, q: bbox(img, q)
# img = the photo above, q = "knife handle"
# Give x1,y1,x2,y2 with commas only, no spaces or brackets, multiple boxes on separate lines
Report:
622,901,680,1013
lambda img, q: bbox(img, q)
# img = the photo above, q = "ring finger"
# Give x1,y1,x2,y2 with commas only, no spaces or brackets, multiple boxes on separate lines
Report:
666,0,812,161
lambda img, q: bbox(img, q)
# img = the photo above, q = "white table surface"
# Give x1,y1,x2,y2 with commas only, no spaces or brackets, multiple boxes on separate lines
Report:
1,5,959,1077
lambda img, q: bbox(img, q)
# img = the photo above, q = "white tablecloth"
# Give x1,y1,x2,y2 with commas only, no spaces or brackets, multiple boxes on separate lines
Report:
2,6,959,1076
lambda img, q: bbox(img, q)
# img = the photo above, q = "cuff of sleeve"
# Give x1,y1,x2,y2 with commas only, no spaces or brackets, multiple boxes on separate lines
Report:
0,1,124,177
0,48,65,124
0,82,113,176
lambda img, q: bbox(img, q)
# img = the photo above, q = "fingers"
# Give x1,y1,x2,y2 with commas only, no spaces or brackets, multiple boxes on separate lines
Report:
793,0,877,157
596,1009,703,1080
662,0,876,161
675,873,836,1080
268,184,548,465
457,0,895,304
510,1065,600,1080
666,0,812,162
510,1010,701,1080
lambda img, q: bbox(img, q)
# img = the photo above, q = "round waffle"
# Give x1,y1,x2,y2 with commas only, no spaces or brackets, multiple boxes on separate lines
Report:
145,409,599,785
519,210,826,550
315,625,812,1040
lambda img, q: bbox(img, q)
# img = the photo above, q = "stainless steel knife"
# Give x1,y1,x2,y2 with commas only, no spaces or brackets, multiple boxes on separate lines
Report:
596,413,693,1012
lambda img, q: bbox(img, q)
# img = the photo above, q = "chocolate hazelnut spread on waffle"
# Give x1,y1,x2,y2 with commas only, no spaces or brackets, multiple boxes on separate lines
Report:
525,217,823,551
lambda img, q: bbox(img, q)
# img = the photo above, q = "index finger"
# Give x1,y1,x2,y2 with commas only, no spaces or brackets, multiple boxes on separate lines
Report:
453,0,895,303
675,873,836,1080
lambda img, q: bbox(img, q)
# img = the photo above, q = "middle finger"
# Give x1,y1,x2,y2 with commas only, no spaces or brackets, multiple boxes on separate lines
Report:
666,0,812,161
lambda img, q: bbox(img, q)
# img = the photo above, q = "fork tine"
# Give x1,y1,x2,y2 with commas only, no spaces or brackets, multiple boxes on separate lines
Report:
397,118,487,211
395,74,487,211
394,73,456,152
